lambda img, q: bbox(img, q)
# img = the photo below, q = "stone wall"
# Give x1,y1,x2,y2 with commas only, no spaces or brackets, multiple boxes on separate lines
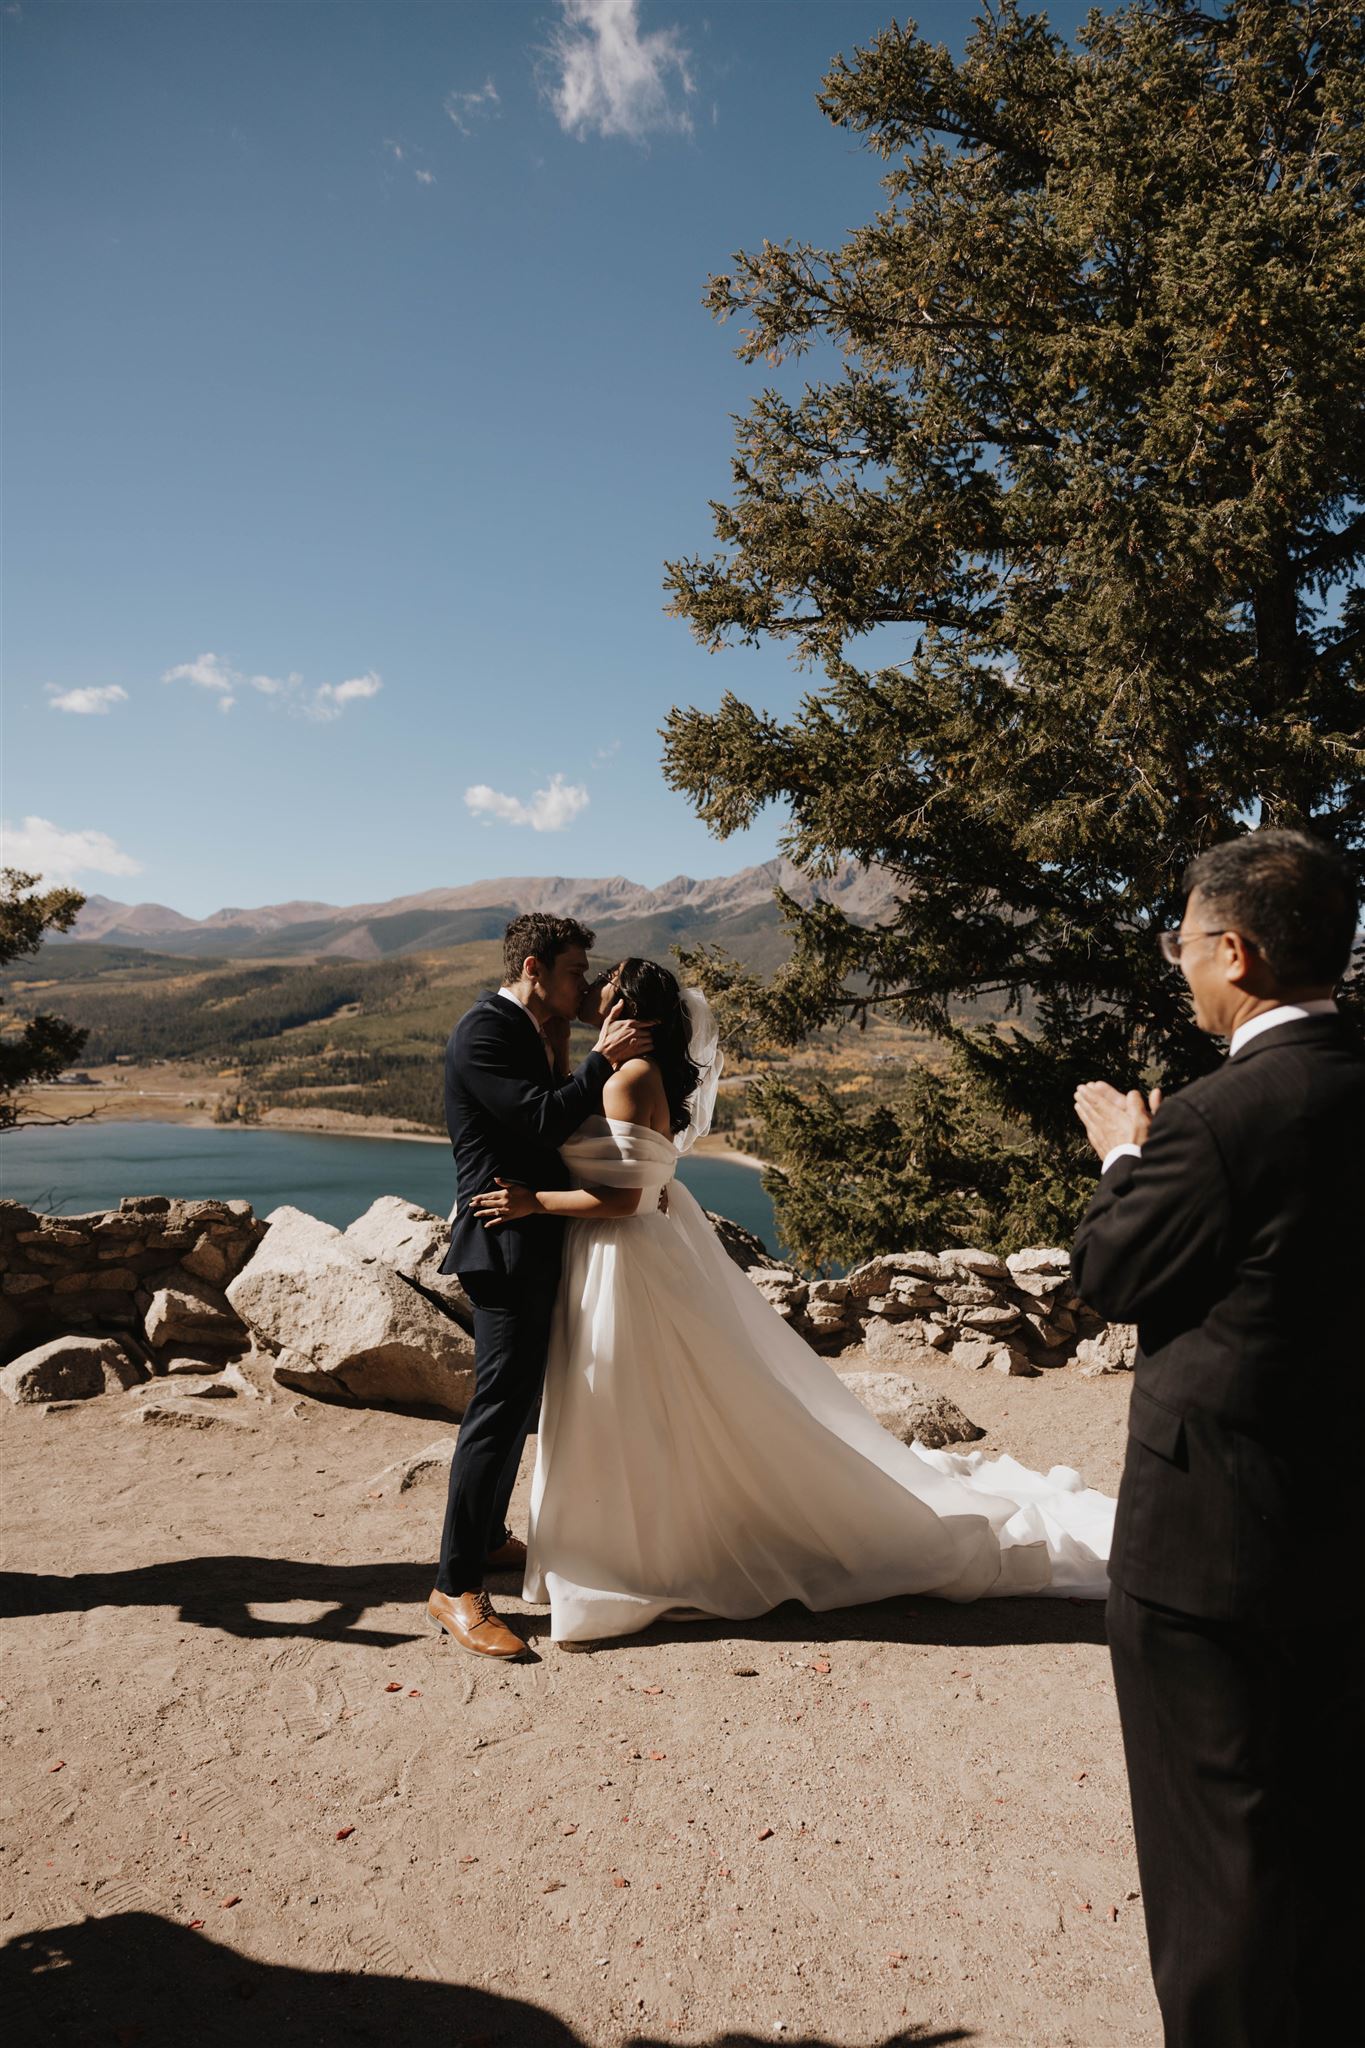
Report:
0,1196,1134,1418
0,1195,265,1366
746,1247,1135,1378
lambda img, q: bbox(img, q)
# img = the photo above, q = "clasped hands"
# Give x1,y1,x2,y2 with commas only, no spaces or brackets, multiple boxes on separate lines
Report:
1073,1080,1164,1160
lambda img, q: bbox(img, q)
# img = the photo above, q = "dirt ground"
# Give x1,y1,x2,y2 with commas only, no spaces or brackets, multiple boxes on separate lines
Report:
0,1352,1157,2048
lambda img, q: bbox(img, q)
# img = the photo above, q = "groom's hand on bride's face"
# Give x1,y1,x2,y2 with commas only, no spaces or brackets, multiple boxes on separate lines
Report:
595,999,655,1069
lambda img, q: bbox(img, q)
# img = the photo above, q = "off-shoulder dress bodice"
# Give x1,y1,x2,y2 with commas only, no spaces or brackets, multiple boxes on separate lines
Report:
559,1115,678,1200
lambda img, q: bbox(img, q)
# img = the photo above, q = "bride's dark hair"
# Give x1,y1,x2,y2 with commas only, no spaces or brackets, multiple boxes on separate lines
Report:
610,958,702,1137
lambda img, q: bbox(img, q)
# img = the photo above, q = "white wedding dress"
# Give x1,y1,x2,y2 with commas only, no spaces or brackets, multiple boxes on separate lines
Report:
524,1117,1114,1645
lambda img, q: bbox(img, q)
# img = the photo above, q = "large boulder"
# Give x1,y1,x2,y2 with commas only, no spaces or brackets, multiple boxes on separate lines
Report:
837,1370,984,1451
342,1196,472,1325
227,1206,475,1416
0,1335,147,1405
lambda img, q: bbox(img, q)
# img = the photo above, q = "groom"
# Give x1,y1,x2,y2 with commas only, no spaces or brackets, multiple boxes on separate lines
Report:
428,912,650,1659
1071,828,1363,2047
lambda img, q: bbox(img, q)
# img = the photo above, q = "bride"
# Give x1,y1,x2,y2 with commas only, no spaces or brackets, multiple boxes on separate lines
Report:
468,960,1113,1647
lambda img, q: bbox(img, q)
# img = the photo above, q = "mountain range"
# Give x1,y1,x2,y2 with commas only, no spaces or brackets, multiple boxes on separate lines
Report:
59,860,901,964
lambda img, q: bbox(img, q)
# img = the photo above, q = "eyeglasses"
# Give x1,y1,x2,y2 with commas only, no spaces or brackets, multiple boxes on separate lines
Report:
1157,929,1224,965
1157,928,1262,966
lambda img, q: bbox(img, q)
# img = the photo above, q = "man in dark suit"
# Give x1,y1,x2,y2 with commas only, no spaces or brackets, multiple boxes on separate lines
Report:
1071,828,1363,2048
428,912,649,1659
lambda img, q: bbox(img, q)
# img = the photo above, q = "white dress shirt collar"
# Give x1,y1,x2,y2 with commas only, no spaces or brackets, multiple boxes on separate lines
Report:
497,986,554,1069
1228,999,1337,1059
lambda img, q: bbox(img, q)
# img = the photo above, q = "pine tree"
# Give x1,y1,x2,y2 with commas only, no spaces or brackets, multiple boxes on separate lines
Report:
663,0,1365,1263
0,871,89,1130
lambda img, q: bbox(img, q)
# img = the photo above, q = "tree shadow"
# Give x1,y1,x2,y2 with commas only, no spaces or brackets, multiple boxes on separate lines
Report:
1,1912,975,2046
0,1557,436,1647
0,1557,1107,1654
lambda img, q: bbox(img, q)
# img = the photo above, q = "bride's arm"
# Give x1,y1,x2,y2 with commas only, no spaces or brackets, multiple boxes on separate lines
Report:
467,1062,661,1229
470,1180,644,1225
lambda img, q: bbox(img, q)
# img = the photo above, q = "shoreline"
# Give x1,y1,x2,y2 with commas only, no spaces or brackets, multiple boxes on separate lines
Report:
14,1090,772,1170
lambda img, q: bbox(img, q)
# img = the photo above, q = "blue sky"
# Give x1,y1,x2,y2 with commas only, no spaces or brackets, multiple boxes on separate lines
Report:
3,0,1091,918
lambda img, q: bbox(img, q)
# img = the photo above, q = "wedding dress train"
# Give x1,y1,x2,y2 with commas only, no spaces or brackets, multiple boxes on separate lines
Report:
524,1118,1113,1645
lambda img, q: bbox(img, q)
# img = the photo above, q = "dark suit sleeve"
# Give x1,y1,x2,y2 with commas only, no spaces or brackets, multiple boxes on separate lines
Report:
1071,1096,1234,1325
457,1009,611,1150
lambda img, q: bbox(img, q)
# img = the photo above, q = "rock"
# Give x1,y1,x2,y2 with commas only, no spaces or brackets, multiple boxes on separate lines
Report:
863,1317,952,1366
3,1273,49,1295
956,1304,1023,1332
941,1247,1010,1280
163,1354,227,1376
180,1234,238,1287
1006,1248,1071,1277
119,1195,170,1215
0,1336,146,1405
144,1276,245,1352
706,1211,778,1273
991,1346,1040,1377
748,1268,808,1321
343,1196,473,1326
807,1277,850,1305
837,1370,984,1450
227,1206,475,1416
935,1277,998,1307
805,1299,850,1330
948,1335,998,1372
128,1401,250,1429
133,1373,237,1400
367,1438,460,1494
1023,1311,1075,1349
845,1253,944,1300
1076,1325,1138,1376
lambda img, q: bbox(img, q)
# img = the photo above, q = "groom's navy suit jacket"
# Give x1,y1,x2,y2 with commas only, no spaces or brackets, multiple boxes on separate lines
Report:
1072,1014,1364,1620
440,991,611,1284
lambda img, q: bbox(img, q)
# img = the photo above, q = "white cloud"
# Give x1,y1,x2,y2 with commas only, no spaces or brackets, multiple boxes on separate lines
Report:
445,77,500,135
163,651,237,696
45,684,129,716
1,816,142,884
308,671,383,722
465,772,590,832
544,0,693,143
593,736,622,763
163,655,380,721
415,169,436,186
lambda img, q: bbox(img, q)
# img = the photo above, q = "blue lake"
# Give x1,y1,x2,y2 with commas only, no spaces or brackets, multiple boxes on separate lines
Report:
0,1120,780,1251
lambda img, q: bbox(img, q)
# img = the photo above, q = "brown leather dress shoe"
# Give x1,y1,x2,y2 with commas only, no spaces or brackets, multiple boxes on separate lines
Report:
427,1588,528,1660
483,1534,527,1574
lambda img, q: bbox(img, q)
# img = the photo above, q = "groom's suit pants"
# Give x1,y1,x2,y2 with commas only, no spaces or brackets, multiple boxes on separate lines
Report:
1107,1582,1364,2048
434,1270,557,1596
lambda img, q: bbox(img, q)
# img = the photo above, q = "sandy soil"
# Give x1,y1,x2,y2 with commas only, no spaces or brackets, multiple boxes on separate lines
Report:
0,1350,1156,2047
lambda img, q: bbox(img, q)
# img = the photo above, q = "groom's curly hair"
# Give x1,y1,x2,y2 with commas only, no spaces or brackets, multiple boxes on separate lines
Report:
502,913,595,983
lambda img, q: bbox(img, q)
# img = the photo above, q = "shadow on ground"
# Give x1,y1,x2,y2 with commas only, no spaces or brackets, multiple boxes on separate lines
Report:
0,1557,1107,1652
0,1912,975,2047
